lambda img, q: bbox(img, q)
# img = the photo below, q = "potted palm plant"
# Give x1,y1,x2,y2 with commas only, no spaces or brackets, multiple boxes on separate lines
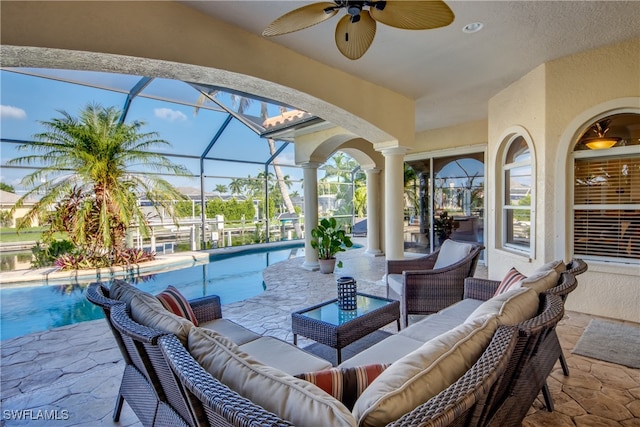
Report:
310,217,353,274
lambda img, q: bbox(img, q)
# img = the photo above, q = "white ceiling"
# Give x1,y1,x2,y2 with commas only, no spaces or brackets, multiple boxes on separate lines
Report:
183,1,640,133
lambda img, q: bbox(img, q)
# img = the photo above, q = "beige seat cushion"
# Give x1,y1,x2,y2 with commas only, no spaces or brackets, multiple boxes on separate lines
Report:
199,318,261,345
387,274,404,297
433,240,473,269
130,292,194,344
465,287,539,326
519,269,559,294
338,334,424,368
436,298,484,321
239,336,332,374
399,311,466,343
188,327,356,427
352,316,498,427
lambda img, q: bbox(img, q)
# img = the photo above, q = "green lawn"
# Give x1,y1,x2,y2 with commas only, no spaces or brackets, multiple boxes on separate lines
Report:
0,227,66,243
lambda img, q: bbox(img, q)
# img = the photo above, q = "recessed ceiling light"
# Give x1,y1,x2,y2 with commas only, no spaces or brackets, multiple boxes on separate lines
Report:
462,22,484,33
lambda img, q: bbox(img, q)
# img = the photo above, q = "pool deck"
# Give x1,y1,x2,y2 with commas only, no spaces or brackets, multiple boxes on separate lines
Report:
1,244,639,426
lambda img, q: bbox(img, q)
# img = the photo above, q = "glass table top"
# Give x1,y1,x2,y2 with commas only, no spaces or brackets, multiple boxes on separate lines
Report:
298,294,393,326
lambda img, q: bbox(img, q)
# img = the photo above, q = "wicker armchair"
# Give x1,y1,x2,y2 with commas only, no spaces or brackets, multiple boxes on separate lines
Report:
86,281,164,425
483,291,567,426
387,326,518,427
86,282,224,426
463,275,572,421
387,241,484,327
547,259,588,380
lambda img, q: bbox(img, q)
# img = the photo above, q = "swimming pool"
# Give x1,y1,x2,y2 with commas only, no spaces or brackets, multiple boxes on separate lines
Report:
0,244,304,341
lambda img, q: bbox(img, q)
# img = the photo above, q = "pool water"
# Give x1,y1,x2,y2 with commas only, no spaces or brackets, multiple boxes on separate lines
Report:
0,245,304,341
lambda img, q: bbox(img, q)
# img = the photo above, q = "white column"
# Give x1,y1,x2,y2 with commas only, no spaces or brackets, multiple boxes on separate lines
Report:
381,147,408,260
364,167,383,256
302,162,320,271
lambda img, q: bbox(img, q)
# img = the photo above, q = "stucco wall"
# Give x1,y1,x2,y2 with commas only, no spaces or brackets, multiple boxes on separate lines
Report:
546,38,640,323
487,65,547,277
413,120,488,153
488,38,640,322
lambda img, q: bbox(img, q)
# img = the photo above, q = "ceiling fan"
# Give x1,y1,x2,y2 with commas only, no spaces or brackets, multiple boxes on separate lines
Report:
262,1,455,60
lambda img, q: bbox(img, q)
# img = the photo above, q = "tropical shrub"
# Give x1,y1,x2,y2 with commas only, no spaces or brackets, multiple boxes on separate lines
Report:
31,239,75,268
53,247,155,271
8,104,189,269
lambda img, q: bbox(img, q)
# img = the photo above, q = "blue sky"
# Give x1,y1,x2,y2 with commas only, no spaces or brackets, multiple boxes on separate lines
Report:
0,68,306,197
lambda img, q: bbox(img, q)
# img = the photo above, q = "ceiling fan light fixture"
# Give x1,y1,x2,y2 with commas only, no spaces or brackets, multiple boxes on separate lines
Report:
462,22,483,33
264,0,455,59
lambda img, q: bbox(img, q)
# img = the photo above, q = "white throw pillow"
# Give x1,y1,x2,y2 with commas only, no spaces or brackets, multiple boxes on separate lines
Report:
433,240,473,269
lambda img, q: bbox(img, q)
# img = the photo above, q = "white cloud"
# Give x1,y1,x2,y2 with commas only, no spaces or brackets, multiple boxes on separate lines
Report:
154,108,187,122
0,105,27,119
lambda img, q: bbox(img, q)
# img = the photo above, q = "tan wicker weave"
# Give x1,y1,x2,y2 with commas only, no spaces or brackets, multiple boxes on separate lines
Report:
387,241,484,326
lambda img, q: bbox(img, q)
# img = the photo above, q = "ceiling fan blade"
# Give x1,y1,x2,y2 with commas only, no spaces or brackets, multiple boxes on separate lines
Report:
335,10,377,60
370,0,455,30
263,2,339,37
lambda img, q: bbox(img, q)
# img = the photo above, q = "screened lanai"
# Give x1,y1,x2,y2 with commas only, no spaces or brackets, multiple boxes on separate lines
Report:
0,68,368,254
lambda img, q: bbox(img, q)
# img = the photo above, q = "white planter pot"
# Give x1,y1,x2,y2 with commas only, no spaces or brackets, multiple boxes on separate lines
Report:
318,258,336,274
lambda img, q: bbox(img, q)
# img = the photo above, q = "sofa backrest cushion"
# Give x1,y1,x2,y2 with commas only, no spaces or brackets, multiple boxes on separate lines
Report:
188,327,356,427
156,286,199,326
532,259,565,276
110,280,149,306
494,267,526,296
130,292,194,344
433,240,473,269
352,315,498,427
465,287,539,326
519,269,559,294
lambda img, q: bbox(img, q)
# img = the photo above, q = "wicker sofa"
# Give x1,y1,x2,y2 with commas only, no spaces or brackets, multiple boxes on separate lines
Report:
87,260,578,427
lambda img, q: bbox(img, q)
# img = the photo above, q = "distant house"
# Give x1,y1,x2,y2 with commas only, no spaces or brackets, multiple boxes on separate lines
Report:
0,190,39,227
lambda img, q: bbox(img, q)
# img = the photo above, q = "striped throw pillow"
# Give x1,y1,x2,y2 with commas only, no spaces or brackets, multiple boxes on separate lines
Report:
156,286,199,326
494,267,526,296
295,364,390,410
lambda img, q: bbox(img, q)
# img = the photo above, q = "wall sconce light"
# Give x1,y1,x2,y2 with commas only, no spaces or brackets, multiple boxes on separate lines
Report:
582,119,620,150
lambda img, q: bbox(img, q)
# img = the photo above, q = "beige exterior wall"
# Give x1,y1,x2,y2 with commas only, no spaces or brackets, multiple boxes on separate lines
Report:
487,38,640,322
413,120,488,154
487,65,547,276
546,38,640,323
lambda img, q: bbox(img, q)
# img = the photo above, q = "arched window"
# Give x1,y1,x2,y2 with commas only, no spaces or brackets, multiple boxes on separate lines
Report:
503,136,533,254
572,113,640,263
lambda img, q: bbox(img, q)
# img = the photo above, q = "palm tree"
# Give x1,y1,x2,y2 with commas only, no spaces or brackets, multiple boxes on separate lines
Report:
214,184,228,195
321,153,365,216
8,104,189,252
229,178,244,196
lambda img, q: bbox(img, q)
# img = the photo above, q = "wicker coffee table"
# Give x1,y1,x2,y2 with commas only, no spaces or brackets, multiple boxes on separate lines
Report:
292,293,400,364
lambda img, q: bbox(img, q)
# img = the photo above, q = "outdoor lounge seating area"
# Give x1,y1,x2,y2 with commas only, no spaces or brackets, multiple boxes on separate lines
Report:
82,248,583,426
1,248,638,426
